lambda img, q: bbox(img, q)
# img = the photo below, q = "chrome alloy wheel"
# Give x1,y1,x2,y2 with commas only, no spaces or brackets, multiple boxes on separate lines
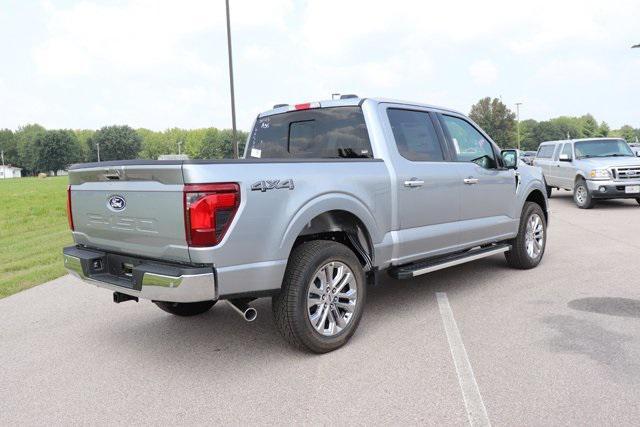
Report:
306,261,358,337
575,185,588,205
525,213,544,259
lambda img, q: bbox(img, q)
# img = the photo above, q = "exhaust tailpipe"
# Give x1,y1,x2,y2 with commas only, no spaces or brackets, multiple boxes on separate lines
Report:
113,292,138,304
226,299,257,322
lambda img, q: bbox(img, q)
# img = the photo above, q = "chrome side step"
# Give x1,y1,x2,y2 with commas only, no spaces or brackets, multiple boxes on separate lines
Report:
388,244,511,279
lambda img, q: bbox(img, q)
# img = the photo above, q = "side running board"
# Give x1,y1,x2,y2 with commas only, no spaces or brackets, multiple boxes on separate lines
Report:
388,244,511,279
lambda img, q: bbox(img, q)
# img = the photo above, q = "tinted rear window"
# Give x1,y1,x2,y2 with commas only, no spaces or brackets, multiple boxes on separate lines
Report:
247,107,372,159
536,145,555,158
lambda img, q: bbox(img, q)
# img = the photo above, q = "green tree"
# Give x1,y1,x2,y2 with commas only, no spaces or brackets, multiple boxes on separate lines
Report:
74,129,95,162
34,130,82,175
15,124,46,175
580,114,598,137
469,97,516,147
0,129,19,166
597,122,610,137
89,125,141,161
518,119,539,151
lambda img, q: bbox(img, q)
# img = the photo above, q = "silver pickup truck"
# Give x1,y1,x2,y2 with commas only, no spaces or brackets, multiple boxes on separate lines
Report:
534,138,640,208
63,97,549,353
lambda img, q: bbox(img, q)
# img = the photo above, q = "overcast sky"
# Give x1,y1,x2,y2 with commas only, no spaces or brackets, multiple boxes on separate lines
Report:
1,0,639,131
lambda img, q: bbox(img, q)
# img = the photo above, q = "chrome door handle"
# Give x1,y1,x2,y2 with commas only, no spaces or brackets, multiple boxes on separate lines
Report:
463,178,479,185
404,179,424,188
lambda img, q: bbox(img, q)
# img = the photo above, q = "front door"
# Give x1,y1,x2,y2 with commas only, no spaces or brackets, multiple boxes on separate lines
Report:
438,113,518,246
383,106,462,263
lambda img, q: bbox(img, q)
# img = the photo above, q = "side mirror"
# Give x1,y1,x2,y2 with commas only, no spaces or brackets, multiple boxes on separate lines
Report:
559,153,572,162
501,149,518,169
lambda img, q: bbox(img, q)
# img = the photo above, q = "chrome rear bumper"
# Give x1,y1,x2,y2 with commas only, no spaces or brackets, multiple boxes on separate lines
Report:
63,246,216,303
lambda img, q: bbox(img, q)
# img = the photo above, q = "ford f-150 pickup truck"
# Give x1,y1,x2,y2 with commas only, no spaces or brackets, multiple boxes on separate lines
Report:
63,97,549,353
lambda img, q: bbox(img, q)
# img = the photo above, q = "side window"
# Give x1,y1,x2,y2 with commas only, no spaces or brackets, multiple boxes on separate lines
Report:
561,143,573,159
441,115,496,169
289,120,318,157
552,144,562,161
536,145,555,158
387,109,444,161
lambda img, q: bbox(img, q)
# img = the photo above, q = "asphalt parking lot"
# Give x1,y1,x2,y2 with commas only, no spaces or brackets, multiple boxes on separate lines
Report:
2,191,640,425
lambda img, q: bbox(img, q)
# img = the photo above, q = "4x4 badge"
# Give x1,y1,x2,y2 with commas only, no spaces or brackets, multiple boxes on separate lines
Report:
251,179,295,192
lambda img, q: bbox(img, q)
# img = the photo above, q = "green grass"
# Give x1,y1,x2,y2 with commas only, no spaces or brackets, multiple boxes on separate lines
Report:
0,176,73,298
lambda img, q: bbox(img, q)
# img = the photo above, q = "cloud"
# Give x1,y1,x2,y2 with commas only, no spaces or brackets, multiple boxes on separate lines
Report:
469,60,498,85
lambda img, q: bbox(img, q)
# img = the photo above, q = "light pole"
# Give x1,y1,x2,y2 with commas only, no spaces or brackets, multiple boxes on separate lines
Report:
1,150,5,179
515,102,522,150
96,142,101,162
225,0,238,159
178,140,182,156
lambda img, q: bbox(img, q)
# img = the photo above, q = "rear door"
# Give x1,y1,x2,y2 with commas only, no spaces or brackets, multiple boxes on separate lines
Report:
69,163,190,263
438,113,517,245
556,143,575,189
382,106,462,263
544,144,564,186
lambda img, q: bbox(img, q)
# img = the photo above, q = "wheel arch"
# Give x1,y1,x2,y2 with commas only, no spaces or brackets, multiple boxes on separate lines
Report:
279,194,380,271
525,188,548,223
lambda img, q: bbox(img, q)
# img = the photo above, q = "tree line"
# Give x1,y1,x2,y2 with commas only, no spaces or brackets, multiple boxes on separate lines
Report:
469,97,640,151
0,125,247,176
1,98,639,175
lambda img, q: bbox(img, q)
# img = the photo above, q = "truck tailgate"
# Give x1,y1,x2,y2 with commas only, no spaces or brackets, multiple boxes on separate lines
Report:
68,164,190,263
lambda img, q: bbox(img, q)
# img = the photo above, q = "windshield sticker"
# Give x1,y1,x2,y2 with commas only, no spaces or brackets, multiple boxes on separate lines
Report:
251,148,262,158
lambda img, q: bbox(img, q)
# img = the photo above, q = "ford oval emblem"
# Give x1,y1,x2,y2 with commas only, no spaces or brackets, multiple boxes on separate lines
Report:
108,195,126,211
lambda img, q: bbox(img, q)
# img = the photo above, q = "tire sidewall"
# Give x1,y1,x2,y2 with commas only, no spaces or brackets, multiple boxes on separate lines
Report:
574,179,591,208
516,203,546,268
293,243,366,352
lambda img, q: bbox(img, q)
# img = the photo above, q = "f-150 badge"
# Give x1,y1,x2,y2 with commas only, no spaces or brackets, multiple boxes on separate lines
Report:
251,179,295,192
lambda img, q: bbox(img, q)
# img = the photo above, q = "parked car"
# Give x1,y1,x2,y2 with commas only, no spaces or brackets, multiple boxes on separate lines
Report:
520,151,537,165
628,142,640,157
533,138,640,208
63,97,549,353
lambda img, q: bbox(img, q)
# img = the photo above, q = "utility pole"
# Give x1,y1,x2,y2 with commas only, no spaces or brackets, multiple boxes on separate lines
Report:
1,150,5,179
96,142,101,162
178,140,182,155
515,102,522,150
225,0,238,159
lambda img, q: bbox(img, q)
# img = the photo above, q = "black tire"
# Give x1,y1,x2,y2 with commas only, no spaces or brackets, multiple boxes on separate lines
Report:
573,178,595,209
505,202,547,269
154,300,216,316
636,198,640,206
272,240,366,353
545,185,553,198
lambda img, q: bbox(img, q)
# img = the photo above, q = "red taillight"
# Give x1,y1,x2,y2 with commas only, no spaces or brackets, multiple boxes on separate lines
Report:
66,185,74,231
184,183,239,247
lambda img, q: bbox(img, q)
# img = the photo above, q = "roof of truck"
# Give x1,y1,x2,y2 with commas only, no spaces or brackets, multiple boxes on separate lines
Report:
539,137,625,146
258,97,464,118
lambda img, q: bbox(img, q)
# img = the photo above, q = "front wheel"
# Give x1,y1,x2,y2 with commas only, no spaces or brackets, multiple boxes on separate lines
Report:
636,198,640,206
154,300,216,316
574,179,595,209
505,202,547,269
272,240,366,353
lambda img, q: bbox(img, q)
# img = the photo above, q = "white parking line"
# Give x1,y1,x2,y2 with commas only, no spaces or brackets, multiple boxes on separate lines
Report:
436,292,491,427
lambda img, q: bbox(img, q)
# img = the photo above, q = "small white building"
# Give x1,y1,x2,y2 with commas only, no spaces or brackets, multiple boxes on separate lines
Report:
0,165,22,179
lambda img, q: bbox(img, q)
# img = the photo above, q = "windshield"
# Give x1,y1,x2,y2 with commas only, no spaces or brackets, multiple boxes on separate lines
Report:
246,106,372,159
574,139,634,159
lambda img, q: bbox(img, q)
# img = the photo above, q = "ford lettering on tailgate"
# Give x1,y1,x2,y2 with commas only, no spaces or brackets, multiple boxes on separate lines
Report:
87,213,158,234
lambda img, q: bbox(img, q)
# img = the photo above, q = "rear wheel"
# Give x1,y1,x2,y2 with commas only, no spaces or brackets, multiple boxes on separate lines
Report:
636,198,640,206
574,179,595,209
272,240,366,353
154,300,216,316
505,202,546,269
